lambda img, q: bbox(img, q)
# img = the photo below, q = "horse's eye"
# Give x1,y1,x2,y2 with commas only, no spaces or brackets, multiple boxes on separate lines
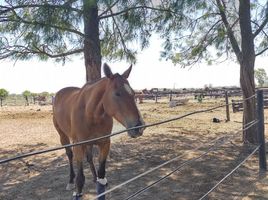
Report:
115,92,121,97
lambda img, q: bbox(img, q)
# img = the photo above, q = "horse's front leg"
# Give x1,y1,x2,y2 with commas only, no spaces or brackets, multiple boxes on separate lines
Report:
86,145,97,182
73,146,85,200
96,140,110,200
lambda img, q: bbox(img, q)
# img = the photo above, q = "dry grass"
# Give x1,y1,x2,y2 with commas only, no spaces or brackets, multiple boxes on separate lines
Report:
0,98,268,200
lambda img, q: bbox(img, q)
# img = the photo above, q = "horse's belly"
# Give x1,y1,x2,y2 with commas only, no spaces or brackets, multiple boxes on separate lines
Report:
71,120,113,143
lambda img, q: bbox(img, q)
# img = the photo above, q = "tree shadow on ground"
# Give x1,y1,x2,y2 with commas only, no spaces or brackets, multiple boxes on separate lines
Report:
0,132,266,200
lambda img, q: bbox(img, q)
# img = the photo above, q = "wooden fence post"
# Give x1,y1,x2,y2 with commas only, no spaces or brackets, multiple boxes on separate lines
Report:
155,92,158,103
225,91,230,122
257,90,267,172
169,91,173,102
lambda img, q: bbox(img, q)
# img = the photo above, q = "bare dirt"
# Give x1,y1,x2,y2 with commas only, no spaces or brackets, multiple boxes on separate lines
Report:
1,99,268,200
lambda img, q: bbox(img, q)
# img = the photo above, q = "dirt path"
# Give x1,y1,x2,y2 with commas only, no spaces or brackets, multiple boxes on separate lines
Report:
0,101,268,200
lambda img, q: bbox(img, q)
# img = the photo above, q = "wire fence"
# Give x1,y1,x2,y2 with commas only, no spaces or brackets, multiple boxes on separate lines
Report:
0,99,240,164
0,91,266,200
97,120,260,200
198,144,260,200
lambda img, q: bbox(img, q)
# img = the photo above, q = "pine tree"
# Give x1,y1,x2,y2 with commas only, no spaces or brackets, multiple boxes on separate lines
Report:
0,0,168,81
153,0,268,144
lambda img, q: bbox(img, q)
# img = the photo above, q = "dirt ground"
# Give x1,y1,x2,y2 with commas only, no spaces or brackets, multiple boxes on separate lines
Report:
1,98,268,200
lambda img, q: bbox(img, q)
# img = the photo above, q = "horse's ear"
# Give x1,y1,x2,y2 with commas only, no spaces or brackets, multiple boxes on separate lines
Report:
122,64,132,79
103,63,113,78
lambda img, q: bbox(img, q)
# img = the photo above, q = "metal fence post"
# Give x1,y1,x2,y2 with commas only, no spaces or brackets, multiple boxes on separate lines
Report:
257,90,267,172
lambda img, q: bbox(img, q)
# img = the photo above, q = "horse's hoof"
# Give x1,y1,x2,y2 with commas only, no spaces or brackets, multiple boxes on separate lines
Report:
73,196,82,200
66,183,75,191
96,182,106,200
73,192,83,200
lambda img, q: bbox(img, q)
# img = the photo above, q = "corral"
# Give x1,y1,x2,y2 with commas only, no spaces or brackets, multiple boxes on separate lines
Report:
1,96,268,200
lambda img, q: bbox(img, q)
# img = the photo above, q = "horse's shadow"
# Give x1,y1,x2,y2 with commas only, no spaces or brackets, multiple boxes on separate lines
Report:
0,133,265,200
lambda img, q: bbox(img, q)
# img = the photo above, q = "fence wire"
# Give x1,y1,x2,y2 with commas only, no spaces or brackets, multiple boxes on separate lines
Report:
198,144,260,200
95,120,259,200
0,96,252,165
0,93,260,200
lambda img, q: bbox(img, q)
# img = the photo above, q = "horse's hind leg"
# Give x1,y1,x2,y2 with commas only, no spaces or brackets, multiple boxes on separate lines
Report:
60,135,75,190
86,145,97,182
65,146,76,190
53,117,75,190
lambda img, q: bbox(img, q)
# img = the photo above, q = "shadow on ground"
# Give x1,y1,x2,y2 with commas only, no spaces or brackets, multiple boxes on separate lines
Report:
0,132,266,200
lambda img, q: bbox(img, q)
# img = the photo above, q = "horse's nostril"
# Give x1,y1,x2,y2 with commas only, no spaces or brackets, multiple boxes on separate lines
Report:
136,119,144,127
136,122,141,127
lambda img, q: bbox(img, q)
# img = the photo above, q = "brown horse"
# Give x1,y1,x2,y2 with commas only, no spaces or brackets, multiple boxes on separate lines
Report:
53,63,145,200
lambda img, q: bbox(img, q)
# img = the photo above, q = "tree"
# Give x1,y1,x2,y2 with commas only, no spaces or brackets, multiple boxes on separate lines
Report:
31,93,38,104
255,68,267,87
154,0,268,144
40,91,49,98
22,90,31,106
0,0,166,82
0,88,8,107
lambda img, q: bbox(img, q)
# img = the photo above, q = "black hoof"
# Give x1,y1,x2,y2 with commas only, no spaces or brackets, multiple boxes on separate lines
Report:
73,192,83,200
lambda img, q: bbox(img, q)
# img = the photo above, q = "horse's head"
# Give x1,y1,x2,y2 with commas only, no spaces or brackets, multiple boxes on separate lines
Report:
102,63,145,138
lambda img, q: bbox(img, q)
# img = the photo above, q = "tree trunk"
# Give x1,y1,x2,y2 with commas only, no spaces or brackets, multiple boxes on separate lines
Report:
26,96,29,106
240,61,257,143
239,0,257,144
83,0,101,82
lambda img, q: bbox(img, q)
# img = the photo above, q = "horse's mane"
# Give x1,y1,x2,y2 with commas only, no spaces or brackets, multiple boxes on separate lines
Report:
81,77,106,89
80,73,125,93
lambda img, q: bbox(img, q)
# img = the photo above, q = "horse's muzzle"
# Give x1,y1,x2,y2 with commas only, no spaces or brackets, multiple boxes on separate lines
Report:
128,120,145,138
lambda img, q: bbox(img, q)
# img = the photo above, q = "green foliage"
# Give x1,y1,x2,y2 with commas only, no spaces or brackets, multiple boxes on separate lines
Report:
0,88,9,100
99,0,154,63
22,90,31,98
154,0,268,67
1,0,82,62
0,0,157,64
255,68,268,87
197,95,203,103
22,90,31,105
2,0,267,69
0,88,9,106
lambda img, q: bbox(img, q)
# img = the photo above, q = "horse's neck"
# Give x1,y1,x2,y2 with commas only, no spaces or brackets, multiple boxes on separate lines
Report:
81,79,109,122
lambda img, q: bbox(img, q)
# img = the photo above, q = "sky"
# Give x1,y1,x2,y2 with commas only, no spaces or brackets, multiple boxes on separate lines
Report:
1,35,268,94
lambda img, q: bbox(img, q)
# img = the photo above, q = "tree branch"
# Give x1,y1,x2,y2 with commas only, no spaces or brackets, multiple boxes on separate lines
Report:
106,3,128,54
34,47,84,58
255,46,268,56
98,0,120,18
0,45,84,60
4,11,85,37
216,0,241,62
99,5,175,20
0,2,82,16
253,17,268,38
253,1,268,39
